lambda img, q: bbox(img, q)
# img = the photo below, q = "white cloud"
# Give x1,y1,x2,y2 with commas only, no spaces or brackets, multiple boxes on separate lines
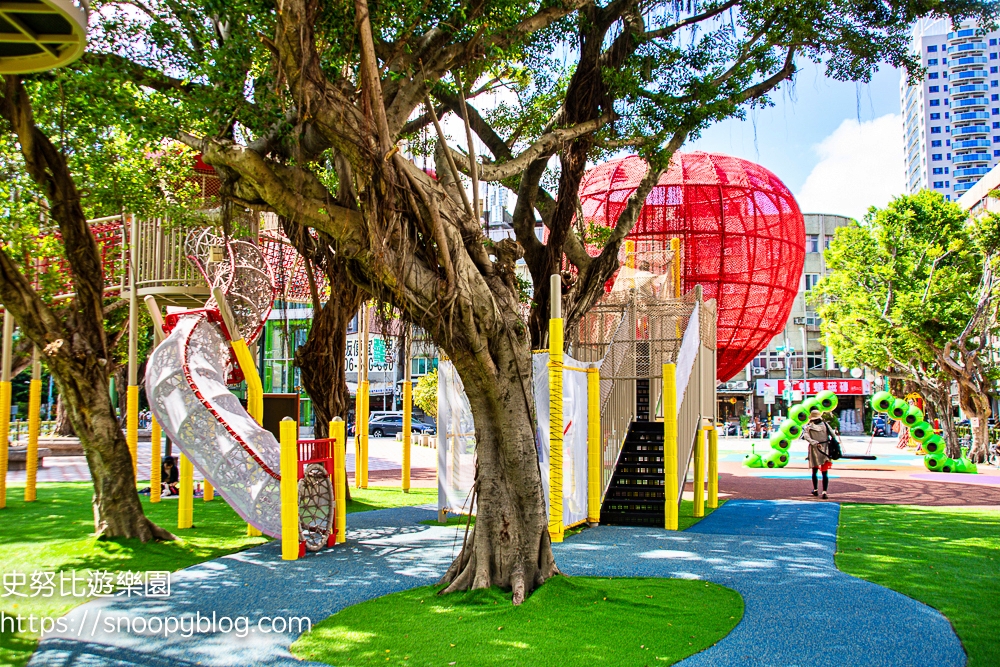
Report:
795,114,905,221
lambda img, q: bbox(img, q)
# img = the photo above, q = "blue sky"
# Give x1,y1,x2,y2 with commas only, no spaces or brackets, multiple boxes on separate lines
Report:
685,60,906,220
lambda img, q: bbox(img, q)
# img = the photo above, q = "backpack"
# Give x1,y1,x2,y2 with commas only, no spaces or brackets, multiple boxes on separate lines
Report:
825,423,842,460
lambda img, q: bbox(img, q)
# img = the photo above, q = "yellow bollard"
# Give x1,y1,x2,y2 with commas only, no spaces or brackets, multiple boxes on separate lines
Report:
693,425,705,518
662,363,678,530
587,367,601,524
354,389,362,489
126,385,139,478
0,309,12,510
150,417,162,503
402,378,412,492
332,419,347,544
25,349,41,502
359,380,369,489
178,454,193,529
204,479,214,502
548,275,564,543
279,417,299,560
708,424,719,509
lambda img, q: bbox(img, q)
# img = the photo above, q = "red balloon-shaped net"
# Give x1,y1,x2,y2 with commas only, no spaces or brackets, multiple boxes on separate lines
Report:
579,152,804,382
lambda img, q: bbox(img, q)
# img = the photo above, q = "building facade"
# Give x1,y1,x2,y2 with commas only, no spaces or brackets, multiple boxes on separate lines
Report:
902,19,1000,200
719,214,871,433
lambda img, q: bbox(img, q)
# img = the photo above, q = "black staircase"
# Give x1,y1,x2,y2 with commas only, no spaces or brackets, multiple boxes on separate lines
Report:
600,421,668,526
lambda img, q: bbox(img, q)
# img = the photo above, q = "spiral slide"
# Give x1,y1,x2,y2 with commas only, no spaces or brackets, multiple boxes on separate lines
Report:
146,310,285,537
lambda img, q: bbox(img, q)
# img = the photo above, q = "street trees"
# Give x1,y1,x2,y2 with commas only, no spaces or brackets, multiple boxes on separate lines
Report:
87,0,994,596
813,191,1000,460
0,74,193,538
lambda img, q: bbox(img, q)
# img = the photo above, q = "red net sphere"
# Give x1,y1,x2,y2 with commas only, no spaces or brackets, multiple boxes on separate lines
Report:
579,152,805,382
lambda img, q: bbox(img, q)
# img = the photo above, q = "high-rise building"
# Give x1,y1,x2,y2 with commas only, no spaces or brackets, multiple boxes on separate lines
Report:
901,19,1000,200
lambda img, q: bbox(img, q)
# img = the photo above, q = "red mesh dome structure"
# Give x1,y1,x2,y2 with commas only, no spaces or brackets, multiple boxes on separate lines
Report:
580,152,804,382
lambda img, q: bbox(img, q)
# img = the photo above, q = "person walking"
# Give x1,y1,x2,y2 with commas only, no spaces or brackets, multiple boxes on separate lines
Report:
802,409,833,499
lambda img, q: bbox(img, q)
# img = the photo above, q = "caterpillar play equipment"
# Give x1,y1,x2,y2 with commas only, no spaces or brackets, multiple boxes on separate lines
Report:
870,391,978,474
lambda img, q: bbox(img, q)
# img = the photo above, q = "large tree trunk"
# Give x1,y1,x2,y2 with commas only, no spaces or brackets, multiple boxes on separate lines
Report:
439,337,558,602
959,388,992,462
54,393,76,436
0,75,171,541
924,383,960,459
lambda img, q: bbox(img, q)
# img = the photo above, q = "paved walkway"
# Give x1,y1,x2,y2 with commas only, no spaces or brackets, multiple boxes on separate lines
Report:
29,501,964,667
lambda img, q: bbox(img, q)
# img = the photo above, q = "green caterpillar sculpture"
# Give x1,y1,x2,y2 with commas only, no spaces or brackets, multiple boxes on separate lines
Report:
869,391,977,475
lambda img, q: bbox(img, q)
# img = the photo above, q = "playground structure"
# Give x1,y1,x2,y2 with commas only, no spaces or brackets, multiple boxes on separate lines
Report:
870,391,978,474
578,152,805,382
0,0,89,75
744,390,840,468
438,241,720,535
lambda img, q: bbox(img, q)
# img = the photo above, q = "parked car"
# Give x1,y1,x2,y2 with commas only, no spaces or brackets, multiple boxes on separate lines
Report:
368,415,436,438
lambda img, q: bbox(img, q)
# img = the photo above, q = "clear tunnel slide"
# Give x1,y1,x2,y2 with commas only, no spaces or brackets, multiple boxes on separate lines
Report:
146,310,285,537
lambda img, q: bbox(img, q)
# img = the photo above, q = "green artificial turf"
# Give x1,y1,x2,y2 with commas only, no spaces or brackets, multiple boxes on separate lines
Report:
0,482,436,667
837,504,1000,667
292,576,743,667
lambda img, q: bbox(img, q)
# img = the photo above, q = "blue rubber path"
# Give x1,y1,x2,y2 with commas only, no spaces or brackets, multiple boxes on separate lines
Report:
28,500,965,667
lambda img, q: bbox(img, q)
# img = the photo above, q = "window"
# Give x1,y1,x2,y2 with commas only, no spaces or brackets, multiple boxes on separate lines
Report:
928,58,938,66
411,357,437,376
995,136,1000,142
931,126,941,134
824,236,832,250
933,167,944,174
994,109,999,115
929,85,940,92
932,140,943,147
930,112,941,120
945,112,950,119
942,58,947,64
946,181,950,186
946,195,951,201
994,81,1000,87
944,84,949,91
807,351,825,370
992,38,998,46
806,234,819,253
993,53,999,60
934,181,944,188
993,94,1000,101
995,149,1000,156
929,99,940,106
928,45,938,52
929,72,939,80
993,66,999,74
932,153,942,160
945,167,949,174
946,140,951,146
995,122,1000,128
947,153,951,159
804,273,821,291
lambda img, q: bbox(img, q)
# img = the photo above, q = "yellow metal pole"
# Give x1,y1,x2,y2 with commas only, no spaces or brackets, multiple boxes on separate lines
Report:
354,385,362,489
662,362,678,530
693,425,705,518
150,416,162,503
587,366,601,525
126,215,139,478
212,287,262,536
548,274,564,543
145,296,164,504
332,418,347,544
360,303,370,489
279,417,299,560
204,479,214,502
670,237,682,298
402,325,412,492
707,424,719,509
0,309,13,510
25,348,41,502
178,453,193,529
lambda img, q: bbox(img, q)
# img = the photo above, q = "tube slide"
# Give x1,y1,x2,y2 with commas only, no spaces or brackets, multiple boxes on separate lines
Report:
146,310,284,537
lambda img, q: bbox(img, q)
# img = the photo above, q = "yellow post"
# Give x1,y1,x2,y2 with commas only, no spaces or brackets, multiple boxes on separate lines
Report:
126,214,139,478
0,309,13,510
670,237,682,298
587,367,601,525
332,418,347,544
178,453,193,529
126,386,139,477
204,479,214,502
402,324,412,492
707,424,719,509
25,348,41,502
145,296,164,505
279,417,299,560
693,424,705,518
212,287,262,536
359,303,370,489
150,416,162,503
548,274,564,543
662,363,678,530
354,386,362,488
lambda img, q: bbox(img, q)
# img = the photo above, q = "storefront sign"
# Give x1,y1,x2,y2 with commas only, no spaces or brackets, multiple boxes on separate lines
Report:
755,379,870,396
346,334,397,374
